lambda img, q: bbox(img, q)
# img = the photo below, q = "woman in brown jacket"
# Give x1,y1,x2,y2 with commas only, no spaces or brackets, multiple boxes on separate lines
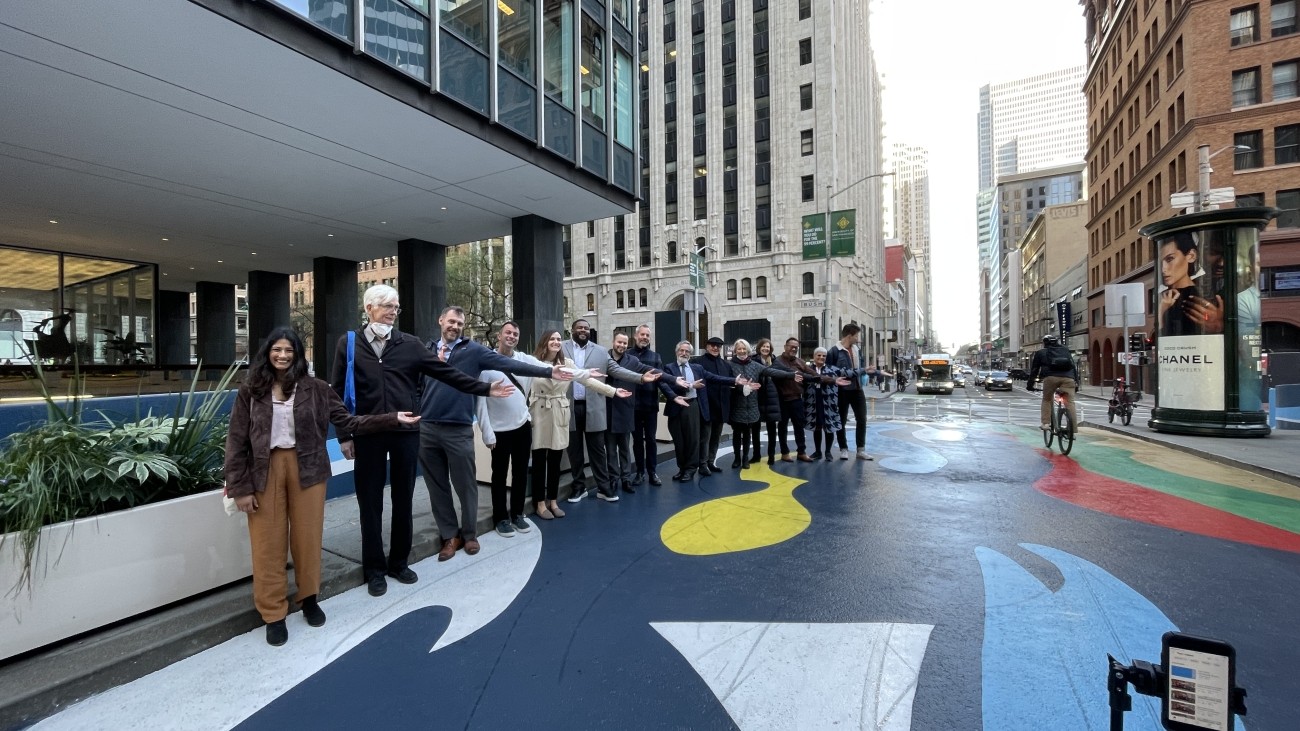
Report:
224,327,418,646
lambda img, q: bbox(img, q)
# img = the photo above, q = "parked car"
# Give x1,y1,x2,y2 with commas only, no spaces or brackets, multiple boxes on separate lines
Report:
985,370,1013,391
974,370,990,386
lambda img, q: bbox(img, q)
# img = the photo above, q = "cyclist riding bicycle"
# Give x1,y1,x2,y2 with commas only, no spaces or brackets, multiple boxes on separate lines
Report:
1027,335,1079,433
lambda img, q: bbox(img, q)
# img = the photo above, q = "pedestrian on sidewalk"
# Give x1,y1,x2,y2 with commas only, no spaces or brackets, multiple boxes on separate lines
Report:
227,327,420,646
529,330,622,518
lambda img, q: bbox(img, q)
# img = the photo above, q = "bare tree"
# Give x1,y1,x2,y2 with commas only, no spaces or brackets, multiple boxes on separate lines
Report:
445,241,511,343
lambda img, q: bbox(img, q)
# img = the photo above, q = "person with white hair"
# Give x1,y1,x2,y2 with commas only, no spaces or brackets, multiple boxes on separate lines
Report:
329,285,514,599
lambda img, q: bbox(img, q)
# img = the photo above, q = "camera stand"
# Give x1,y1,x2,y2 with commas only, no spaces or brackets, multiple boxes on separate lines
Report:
1107,654,1247,731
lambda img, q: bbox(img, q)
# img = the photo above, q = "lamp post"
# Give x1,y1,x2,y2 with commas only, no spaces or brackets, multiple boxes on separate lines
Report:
822,171,894,348
690,243,714,351
1194,144,1251,211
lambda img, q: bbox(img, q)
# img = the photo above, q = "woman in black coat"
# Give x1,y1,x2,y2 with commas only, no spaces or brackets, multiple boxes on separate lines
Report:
753,338,796,465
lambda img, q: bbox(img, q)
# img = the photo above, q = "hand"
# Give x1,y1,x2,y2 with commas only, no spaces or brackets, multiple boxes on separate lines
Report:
340,440,355,460
641,370,661,383
616,388,633,398
489,379,516,398
692,379,705,390
584,370,607,379
1158,287,1179,317
794,372,804,383
673,396,688,407
395,411,420,425
735,375,751,385
486,441,496,450
235,494,258,514
749,381,761,390
1184,294,1225,334
835,377,851,387
676,376,690,390
552,365,575,381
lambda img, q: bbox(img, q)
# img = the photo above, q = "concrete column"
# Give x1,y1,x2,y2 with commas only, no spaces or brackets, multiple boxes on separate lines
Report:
313,257,360,381
246,270,290,354
156,290,191,366
511,215,565,349
397,239,445,342
195,282,236,367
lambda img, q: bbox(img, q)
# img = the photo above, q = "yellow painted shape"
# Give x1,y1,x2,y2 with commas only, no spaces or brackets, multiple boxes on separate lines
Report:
661,463,812,556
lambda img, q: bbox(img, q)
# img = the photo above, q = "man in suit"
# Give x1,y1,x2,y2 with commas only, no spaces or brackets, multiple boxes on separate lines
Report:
563,318,657,503
330,285,513,598
628,324,665,486
661,340,749,481
691,336,733,475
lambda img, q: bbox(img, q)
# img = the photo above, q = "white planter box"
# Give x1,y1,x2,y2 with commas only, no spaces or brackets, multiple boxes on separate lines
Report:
1,490,252,661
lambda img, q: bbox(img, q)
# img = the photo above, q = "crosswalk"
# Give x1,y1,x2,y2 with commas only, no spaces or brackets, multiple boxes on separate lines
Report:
859,387,1152,429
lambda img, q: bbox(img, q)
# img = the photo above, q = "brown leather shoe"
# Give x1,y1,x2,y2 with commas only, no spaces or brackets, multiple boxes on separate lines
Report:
797,453,814,463
780,454,794,463
437,536,463,561
463,537,481,555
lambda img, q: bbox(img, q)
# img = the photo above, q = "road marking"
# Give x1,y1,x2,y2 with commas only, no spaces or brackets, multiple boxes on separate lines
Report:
660,464,811,555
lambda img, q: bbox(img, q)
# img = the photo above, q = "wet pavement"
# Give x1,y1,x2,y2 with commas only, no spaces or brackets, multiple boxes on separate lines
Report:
3,407,1299,730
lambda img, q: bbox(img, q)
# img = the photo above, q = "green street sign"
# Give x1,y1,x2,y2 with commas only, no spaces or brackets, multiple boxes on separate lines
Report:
830,208,856,256
802,213,827,260
689,253,706,288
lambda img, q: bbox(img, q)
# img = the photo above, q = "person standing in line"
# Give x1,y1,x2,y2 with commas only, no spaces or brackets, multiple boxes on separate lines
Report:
753,338,799,465
827,324,876,461
775,337,822,462
228,327,421,646
563,318,657,504
606,331,653,493
420,307,570,562
477,320,556,538
805,347,853,461
661,341,705,481
529,330,625,517
330,285,512,599
628,324,665,487
727,338,798,469
692,337,733,475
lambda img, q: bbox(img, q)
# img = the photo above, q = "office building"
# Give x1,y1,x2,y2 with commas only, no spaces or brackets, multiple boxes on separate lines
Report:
890,142,934,349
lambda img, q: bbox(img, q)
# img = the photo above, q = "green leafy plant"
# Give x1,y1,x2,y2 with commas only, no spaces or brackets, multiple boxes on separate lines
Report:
0,361,238,593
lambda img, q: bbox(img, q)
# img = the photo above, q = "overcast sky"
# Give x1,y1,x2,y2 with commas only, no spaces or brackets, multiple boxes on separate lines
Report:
871,0,1087,351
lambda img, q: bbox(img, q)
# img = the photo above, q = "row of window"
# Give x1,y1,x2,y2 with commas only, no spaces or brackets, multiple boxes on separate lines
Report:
357,257,397,272
725,276,768,301
1235,189,1300,228
1231,60,1299,108
1234,124,1300,169
1230,2,1298,47
614,288,649,309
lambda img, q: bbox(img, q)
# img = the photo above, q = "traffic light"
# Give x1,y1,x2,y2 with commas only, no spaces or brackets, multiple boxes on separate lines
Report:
1129,333,1148,351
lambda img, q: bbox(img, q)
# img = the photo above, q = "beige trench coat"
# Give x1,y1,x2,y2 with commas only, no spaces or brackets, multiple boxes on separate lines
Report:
528,358,615,450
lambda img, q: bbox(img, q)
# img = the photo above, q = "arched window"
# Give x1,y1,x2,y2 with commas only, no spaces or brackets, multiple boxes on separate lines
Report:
627,289,636,307
639,288,648,307
727,279,738,300
741,277,752,299
617,290,625,309
586,293,595,311
667,240,678,262
756,276,768,298
802,272,815,295
694,236,706,256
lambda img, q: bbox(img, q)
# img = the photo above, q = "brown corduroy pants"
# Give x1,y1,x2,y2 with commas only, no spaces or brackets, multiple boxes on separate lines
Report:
247,448,326,623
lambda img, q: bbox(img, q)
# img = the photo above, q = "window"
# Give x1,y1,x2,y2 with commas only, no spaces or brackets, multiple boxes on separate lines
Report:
639,288,648,307
580,13,605,129
756,276,767,298
1236,192,1266,207
802,272,815,295
801,129,813,156
1275,60,1299,100
1235,130,1264,169
798,38,812,65
586,252,596,273
1231,5,1260,45
799,83,813,110
587,220,595,237
799,0,811,19
586,293,595,310
801,174,815,202
1277,124,1300,164
543,0,575,107
617,290,625,308
667,240,678,262
1280,189,1300,227
727,279,738,300
1233,67,1261,106
1273,0,1298,36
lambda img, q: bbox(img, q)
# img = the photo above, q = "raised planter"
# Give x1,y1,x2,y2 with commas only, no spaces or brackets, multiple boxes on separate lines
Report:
1,490,252,661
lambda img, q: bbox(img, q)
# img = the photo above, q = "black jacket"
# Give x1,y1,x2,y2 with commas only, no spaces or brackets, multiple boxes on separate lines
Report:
1028,345,1078,383
691,352,733,423
330,328,489,426
629,344,665,412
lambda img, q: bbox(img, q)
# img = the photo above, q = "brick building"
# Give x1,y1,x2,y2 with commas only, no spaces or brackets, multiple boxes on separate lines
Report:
1080,0,1300,386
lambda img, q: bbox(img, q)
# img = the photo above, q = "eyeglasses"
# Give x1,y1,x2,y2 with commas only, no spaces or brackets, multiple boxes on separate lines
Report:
377,304,401,313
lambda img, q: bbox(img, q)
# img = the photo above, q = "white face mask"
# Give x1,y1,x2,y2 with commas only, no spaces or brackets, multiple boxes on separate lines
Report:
369,322,393,339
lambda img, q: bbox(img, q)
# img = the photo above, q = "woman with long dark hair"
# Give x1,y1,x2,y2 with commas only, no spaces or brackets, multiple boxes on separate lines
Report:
1158,233,1203,337
225,327,419,646
527,329,614,519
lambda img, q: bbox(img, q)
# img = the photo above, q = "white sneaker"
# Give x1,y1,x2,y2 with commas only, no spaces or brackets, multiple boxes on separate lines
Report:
839,448,850,461
1040,423,1052,430
856,449,873,461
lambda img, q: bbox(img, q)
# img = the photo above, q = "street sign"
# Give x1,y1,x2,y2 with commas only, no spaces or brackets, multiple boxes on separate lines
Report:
800,299,825,308
801,214,827,260
688,253,706,288
1170,187,1235,209
829,209,856,256
1104,283,1146,327
1117,352,1141,365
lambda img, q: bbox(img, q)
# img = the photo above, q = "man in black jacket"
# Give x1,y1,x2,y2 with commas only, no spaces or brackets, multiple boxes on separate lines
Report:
692,337,732,474
1026,335,1080,432
330,285,512,598
629,324,664,486
826,323,876,461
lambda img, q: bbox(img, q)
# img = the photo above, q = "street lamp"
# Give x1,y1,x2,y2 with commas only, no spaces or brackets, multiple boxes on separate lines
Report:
1195,144,1251,211
691,243,714,351
822,171,895,348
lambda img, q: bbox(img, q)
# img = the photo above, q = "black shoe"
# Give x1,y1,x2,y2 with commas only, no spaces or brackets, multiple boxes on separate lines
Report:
300,595,326,627
732,458,742,468
367,574,388,597
648,472,662,486
809,451,823,461
572,479,586,493
266,619,288,646
710,461,721,472
631,472,645,486
699,465,712,477
387,567,418,584
672,472,688,481
682,469,697,480
596,489,620,502
623,481,637,494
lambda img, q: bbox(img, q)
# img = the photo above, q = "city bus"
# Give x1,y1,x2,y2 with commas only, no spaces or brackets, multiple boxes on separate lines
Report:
914,353,955,395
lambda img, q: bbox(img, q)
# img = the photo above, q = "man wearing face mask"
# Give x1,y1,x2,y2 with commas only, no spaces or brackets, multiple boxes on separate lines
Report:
330,286,515,599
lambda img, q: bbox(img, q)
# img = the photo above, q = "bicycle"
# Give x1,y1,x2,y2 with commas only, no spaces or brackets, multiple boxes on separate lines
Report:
1107,377,1137,426
1042,387,1075,455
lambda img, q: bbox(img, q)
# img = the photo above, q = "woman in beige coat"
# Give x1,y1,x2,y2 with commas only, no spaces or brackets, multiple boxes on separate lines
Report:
528,329,626,518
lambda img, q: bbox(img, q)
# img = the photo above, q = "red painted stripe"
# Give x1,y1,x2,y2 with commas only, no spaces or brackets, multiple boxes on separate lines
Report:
1034,452,1300,554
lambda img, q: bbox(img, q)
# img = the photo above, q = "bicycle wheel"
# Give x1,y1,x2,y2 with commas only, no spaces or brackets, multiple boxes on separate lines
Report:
1057,410,1075,456
1121,404,1133,426
1042,415,1054,448
1107,405,1116,423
